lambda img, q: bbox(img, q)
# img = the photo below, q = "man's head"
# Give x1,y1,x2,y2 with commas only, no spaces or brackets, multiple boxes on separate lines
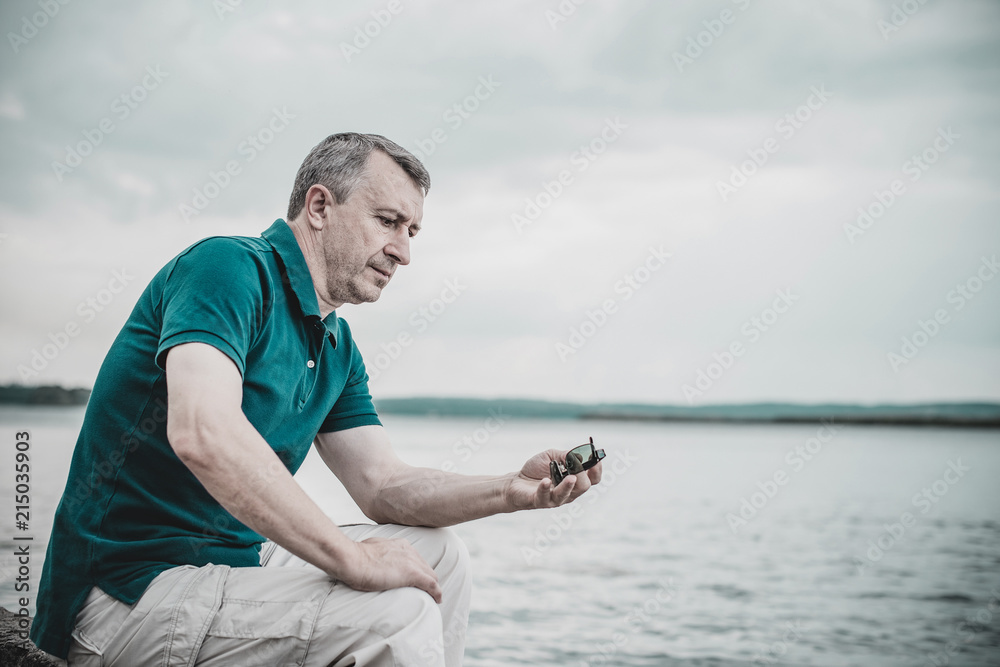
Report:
286,133,430,311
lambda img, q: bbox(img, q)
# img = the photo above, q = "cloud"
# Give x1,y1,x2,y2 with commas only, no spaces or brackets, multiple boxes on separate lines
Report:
1,0,998,402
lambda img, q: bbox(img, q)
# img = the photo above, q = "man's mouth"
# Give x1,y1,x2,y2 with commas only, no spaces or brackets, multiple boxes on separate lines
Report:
370,266,392,280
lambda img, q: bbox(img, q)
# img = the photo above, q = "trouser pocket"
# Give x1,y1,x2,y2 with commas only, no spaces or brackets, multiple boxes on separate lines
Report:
69,565,229,667
194,566,336,667
69,586,140,666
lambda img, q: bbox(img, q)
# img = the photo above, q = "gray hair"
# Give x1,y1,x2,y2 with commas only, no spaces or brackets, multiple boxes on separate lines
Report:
286,132,431,221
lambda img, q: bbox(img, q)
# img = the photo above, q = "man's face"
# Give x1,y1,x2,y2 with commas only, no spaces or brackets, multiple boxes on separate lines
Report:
320,151,424,306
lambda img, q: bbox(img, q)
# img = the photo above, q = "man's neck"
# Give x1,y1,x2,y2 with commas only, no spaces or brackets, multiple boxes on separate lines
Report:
286,217,341,319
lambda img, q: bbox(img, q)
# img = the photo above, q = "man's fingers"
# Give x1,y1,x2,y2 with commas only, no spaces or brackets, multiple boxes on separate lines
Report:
398,554,439,601
404,544,442,602
421,574,443,604
549,474,577,505
399,543,442,604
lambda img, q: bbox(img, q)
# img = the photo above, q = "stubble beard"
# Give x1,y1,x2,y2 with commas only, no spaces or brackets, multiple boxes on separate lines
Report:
320,230,383,305
328,268,382,305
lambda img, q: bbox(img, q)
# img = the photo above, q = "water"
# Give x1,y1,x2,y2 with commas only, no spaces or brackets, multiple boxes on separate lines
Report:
1,405,998,666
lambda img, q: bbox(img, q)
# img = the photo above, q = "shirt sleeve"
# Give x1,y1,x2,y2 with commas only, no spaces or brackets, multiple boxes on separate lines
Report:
319,335,382,433
154,238,268,377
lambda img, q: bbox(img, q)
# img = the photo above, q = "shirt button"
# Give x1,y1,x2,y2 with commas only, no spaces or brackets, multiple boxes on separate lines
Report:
307,360,315,369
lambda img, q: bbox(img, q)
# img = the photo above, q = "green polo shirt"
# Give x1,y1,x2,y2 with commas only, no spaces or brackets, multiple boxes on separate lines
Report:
31,219,381,658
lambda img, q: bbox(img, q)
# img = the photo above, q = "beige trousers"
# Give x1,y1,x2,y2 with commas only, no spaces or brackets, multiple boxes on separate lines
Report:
66,524,472,666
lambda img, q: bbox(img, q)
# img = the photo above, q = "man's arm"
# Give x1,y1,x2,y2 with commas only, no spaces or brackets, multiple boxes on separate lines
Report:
315,425,602,527
164,341,442,602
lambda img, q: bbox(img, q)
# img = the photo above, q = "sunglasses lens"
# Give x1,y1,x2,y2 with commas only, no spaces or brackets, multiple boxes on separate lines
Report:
565,444,598,472
561,440,605,476
565,448,587,473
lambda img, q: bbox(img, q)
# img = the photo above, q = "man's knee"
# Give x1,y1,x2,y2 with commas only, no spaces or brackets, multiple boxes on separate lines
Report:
439,527,470,573
413,526,471,576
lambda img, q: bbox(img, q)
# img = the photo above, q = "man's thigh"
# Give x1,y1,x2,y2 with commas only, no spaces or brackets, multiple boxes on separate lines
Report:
70,525,468,667
70,562,438,667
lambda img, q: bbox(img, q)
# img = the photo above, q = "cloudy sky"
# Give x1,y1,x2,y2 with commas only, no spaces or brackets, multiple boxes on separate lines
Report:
1,0,998,405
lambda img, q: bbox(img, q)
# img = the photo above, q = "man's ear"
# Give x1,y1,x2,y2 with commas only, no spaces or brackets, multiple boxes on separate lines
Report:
304,184,334,231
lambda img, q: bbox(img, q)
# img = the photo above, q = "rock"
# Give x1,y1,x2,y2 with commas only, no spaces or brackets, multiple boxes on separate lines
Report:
0,608,63,666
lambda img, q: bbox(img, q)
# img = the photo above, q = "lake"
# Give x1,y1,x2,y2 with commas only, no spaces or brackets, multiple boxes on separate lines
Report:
1,405,998,666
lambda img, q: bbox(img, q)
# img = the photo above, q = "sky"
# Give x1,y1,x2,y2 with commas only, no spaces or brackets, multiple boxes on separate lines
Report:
0,0,998,405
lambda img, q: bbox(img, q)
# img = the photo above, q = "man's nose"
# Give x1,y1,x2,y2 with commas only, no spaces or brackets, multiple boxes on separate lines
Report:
384,229,410,266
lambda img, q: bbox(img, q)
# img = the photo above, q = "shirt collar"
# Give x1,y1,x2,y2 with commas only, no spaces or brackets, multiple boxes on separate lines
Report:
262,219,339,347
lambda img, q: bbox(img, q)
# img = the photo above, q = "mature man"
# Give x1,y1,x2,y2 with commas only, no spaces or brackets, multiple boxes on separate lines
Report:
32,133,602,666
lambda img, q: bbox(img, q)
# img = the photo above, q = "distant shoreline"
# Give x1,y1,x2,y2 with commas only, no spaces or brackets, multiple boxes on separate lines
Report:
577,411,1000,428
0,384,90,406
372,397,1000,428
3,385,998,427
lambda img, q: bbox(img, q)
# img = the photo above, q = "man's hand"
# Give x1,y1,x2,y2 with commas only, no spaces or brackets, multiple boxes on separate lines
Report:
339,537,442,603
504,448,603,511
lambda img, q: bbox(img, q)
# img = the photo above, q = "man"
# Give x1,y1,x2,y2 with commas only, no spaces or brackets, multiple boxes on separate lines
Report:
32,133,603,666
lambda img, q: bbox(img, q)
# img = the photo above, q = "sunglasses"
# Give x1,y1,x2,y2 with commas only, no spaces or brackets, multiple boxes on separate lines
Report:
549,437,606,486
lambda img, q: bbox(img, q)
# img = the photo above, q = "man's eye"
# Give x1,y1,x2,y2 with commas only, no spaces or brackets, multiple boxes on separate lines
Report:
379,216,394,227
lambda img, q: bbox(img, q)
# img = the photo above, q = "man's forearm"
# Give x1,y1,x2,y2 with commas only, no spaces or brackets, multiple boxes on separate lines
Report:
316,426,589,529
369,467,524,527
